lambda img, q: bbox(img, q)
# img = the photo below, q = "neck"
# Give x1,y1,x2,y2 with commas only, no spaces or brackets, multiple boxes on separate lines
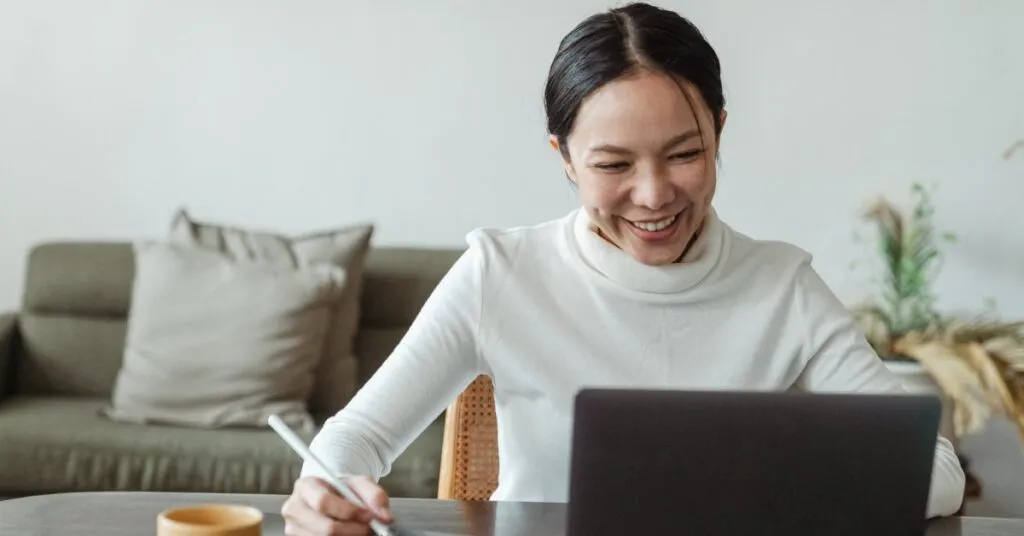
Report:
572,208,725,294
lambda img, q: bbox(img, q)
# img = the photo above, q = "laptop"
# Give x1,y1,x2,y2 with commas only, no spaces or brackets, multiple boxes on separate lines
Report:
566,388,941,536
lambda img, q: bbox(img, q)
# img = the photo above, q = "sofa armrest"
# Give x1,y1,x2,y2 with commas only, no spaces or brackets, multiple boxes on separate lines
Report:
0,313,17,402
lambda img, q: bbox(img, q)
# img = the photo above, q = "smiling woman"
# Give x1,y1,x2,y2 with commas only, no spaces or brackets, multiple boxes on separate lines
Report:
545,6,725,266
282,3,968,535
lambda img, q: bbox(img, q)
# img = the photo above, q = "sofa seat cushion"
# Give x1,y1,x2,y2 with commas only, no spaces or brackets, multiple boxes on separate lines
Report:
0,396,309,495
0,397,446,498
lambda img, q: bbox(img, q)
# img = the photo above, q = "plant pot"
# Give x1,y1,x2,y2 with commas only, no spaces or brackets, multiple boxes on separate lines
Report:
883,358,959,449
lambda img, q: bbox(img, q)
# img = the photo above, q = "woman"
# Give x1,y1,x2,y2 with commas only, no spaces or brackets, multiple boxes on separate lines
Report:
282,3,966,534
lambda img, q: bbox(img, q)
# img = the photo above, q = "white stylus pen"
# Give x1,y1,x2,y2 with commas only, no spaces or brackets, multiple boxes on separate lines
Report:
268,414,395,536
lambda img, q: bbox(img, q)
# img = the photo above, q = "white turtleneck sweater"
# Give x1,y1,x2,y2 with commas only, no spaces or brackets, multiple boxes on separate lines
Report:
303,208,966,518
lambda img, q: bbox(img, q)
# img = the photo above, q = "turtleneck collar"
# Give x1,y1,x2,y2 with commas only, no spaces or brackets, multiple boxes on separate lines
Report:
570,207,727,294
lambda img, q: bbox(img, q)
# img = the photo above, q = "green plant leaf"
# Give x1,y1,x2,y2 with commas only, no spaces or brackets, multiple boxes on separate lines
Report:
854,183,955,337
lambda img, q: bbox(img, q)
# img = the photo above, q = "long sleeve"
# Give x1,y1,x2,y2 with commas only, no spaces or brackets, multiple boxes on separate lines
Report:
301,241,487,483
791,263,966,518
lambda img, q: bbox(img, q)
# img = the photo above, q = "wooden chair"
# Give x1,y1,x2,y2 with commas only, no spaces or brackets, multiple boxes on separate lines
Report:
437,375,500,500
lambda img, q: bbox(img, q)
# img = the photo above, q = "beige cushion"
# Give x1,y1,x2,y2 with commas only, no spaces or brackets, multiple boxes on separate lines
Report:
104,242,346,431
168,209,373,417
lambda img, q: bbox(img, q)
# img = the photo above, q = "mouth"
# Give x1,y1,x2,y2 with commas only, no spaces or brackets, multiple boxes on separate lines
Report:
624,211,683,242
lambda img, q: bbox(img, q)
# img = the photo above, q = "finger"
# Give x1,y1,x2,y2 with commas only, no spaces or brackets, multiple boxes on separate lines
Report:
297,477,368,521
351,508,376,525
284,495,369,536
346,476,393,522
281,499,320,536
282,493,327,536
281,495,313,530
291,515,367,536
336,520,374,536
284,517,316,536
303,517,371,536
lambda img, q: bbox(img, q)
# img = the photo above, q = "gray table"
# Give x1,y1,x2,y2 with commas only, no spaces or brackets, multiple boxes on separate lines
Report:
0,492,1022,535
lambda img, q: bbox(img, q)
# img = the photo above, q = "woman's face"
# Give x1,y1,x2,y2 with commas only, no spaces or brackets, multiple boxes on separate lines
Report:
554,70,724,266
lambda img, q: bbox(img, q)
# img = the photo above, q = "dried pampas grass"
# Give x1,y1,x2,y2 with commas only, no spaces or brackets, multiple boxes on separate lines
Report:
852,183,1024,447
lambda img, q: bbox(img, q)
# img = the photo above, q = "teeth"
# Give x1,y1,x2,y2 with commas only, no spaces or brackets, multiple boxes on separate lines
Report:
630,214,677,232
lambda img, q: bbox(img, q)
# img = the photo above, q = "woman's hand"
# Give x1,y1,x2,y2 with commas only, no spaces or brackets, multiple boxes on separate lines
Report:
282,475,393,536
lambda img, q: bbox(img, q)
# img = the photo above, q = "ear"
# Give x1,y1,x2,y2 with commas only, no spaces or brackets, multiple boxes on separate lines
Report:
715,109,728,152
549,135,578,184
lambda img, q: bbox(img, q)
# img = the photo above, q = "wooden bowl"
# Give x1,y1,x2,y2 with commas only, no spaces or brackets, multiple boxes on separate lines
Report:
157,504,263,536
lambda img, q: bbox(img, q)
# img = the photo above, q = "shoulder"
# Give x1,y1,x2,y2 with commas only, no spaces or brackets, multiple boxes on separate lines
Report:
440,211,576,313
720,222,814,283
721,222,847,316
461,210,576,269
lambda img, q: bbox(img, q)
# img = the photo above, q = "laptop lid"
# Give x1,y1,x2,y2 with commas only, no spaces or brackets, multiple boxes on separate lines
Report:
566,388,940,536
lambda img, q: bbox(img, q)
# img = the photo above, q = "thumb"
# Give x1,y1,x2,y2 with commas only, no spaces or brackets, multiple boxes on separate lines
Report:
346,476,392,522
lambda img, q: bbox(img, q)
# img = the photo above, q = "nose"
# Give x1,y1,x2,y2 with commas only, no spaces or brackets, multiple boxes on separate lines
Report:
630,167,676,211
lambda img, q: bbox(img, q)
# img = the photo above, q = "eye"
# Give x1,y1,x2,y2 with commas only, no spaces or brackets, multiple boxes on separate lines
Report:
592,162,630,172
671,150,703,160
670,149,704,161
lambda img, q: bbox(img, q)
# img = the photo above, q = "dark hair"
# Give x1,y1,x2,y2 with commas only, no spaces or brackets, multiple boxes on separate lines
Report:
544,2,725,159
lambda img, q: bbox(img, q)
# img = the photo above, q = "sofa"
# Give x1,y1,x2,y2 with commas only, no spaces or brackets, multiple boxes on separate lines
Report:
0,241,463,498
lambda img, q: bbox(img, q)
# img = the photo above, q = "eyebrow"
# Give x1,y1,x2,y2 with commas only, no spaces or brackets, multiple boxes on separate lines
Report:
588,128,701,155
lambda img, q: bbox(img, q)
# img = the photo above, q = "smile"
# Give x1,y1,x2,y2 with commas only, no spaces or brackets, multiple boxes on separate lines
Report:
627,213,678,232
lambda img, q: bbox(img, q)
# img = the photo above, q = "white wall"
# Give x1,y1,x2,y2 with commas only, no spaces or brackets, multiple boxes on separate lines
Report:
1,0,1022,320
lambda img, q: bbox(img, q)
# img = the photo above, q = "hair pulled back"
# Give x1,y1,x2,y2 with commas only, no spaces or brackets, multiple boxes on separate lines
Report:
544,2,725,158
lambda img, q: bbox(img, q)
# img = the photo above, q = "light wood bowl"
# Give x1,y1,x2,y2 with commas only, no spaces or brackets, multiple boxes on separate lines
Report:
157,504,263,536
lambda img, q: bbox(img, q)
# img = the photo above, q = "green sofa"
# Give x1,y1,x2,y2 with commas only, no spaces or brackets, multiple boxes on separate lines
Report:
0,241,463,498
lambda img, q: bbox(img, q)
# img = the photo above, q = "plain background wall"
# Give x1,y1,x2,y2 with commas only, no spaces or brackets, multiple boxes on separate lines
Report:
1,0,1022,321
